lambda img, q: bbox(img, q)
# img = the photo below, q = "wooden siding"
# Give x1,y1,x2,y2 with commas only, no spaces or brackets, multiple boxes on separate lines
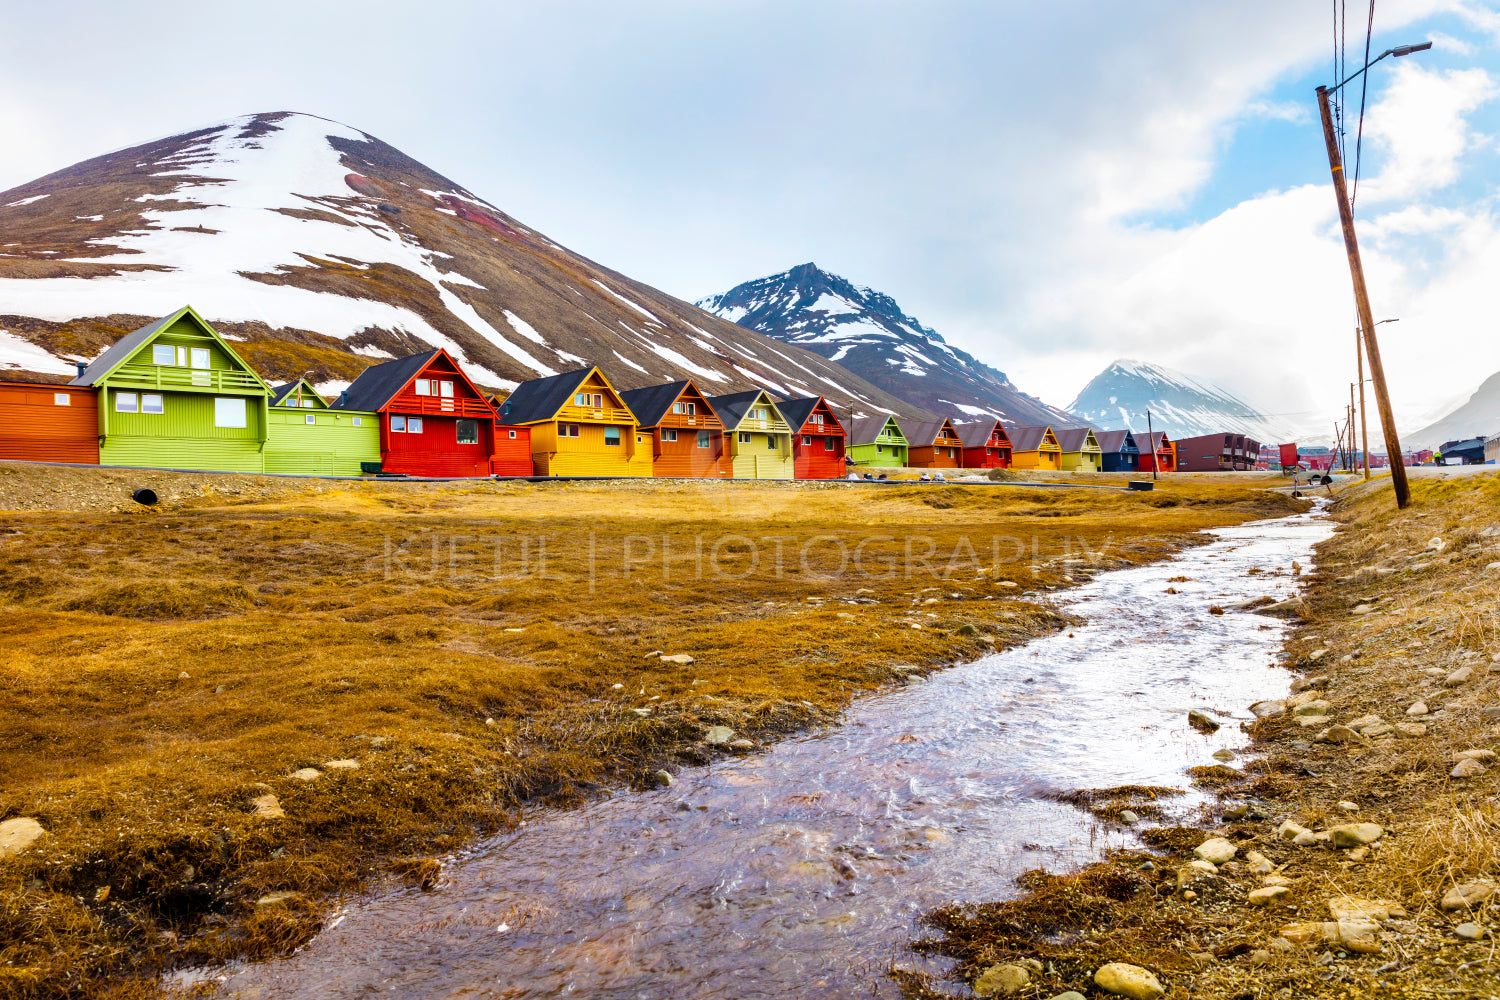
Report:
264,408,381,476
908,442,962,469
960,444,1011,468
529,421,652,477
792,432,845,479
847,441,907,466
0,383,99,464
383,413,497,477
652,427,732,478
726,429,793,480
492,425,533,476
98,389,266,472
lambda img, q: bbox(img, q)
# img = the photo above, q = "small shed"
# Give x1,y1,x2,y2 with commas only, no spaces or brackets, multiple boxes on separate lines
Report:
1094,429,1139,473
954,419,1011,469
335,349,514,477
845,414,908,467
0,380,99,465
905,417,965,469
618,379,731,478
263,379,381,476
1055,427,1103,472
778,396,847,480
1008,425,1062,470
498,366,649,477
706,389,795,480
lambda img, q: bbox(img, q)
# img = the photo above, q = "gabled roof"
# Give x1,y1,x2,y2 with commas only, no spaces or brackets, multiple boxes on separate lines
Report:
270,378,329,409
1009,425,1059,452
333,350,439,412
69,305,266,390
848,414,904,447
778,396,844,433
903,417,960,448
953,420,1009,448
1054,427,1100,452
619,380,697,429
497,366,602,425
1094,429,1138,454
706,389,782,430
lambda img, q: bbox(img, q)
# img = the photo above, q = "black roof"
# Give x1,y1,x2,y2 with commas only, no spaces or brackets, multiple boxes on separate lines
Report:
953,420,1005,448
269,379,327,407
1094,429,1138,454
618,380,691,428
778,396,843,432
706,389,774,429
497,367,596,425
332,351,438,412
70,308,185,386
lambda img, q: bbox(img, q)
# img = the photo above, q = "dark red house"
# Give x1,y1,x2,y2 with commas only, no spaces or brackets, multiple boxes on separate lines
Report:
954,419,1012,469
777,396,846,479
334,349,529,476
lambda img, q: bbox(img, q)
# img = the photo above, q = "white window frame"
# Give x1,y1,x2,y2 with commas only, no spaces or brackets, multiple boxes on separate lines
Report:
352,416,362,427
152,344,174,365
662,428,678,442
391,415,407,433
53,393,69,406
414,379,431,396
408,417,424,434
439,380,454,398
142,394,164,415
115,392,138,413
574,392,588,406
305,413,316,425
507,429,517,439
190,348,210,370
738,431,751,444
214,397,247,428
175,346,190,367
803,435,812,446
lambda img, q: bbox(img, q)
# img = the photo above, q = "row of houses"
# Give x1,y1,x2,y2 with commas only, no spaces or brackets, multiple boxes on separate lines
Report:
0,306,1183,480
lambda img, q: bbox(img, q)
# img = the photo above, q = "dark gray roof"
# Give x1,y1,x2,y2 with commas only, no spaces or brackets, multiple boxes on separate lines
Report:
848,414,902,446
778,396,845,433
706,389,777,429
903,417,958,447
953,420,1007,448
497,367,596,425
618,380,692,428
332,351,438,412
70,308,186,386
1094,429,1138,454
1008,425,1057,452
1054,427,1098,452
269,379,328,408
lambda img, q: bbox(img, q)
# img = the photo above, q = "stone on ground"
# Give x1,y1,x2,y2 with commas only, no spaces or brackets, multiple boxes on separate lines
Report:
1248,885,1292,906
1328,897,1402,921
1336,919,1382,953
1329,823,1382,848
703,725,734,745
1445,665,1474,686
1441,880,1497,910
1277,820,1310,841
1292,700,1331,717
1194,837,1237,865
290,767,321,781
251,794,284,819
323,759,359,770
658,653,695,665
973,963,1029,996
255,891,298,906
1188,709,1220,732
1454,922,1486,940
1451,758,1487,778
1249,700,1285,718
0,818,45,858
1092,962,1165,1000
1407,700,1429,716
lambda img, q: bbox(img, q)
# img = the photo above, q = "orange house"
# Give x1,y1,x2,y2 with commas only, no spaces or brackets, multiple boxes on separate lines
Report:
618,379,732,478
0,380,99,464
905,417,964,469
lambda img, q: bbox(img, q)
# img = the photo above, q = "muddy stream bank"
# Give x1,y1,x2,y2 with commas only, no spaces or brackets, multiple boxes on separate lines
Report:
211,505,1331,999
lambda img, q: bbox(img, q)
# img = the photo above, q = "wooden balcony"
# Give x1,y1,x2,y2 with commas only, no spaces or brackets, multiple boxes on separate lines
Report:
392,393,495,417
108,364,265,394
557,403,637,425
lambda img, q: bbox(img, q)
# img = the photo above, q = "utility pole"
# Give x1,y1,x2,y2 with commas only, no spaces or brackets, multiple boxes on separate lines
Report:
1349,389,1356,471
1146,410,1157,481
1318,85,1411,507
1356,327,1370,479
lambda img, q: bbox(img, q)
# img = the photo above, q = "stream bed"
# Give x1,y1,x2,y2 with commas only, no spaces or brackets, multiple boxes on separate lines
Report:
216,505,1331,999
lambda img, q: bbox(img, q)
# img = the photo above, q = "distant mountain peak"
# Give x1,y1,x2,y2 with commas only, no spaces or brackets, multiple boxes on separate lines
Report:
1068,360,1291,442
698,265,1076,426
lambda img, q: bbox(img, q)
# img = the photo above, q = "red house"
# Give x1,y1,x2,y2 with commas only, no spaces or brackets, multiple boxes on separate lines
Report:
777,396,846,479
334,349,529,476
954,419,1012,469
1138,431,1176,473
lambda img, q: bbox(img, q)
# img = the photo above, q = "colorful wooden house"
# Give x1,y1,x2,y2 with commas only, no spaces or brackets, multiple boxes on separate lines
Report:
1055,427,1103,472
0,380,99,465
1008,425,1062,470
498,366,650,477
335,349,515,477
778,396,846,479
263,379,381,476
1094,429,1140,473
617,379,731,478
845,414,908,467
705,389,795,480
905,417,964,469
954,419,1011,469
1173,433,1238,472
1137,430,1177,473
70,306,273,472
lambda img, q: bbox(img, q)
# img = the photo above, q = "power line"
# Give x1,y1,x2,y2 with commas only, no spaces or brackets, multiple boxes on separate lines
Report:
1350,0,1376,210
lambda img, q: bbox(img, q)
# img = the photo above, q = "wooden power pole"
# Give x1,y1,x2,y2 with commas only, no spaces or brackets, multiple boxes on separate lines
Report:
1317,85,1411,507
1356,327,1371,480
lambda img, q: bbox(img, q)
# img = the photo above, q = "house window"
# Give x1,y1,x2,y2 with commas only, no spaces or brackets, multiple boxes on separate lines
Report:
825,436,837,450
305,413,316,425
391,415,407,432
191,348,209,369
697,430,710,448
53,393,69,406
408,417,424,434
663,428,678,442
456,419,479,444
767,435,778,450
738,431,751,444
214,397,246,428
604,426,621,446
440,380,454,398
876,444,883,454
573,392,587,406
152,345,174,365
750,407,767,420
352,416,362,427
562,423,580,438
672,401,695,415
803,435,812,446
415,379,431,396
301,399,316,409
810,413,823,425
116,392,138,413
508,429,517,439
141,394,164,414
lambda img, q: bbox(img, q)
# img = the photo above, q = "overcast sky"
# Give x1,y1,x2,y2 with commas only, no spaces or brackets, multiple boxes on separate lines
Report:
3,1,1498,433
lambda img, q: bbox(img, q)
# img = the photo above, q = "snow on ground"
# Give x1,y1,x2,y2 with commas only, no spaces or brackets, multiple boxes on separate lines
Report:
730,365,789,396
0,113,556,386
3,195,48,208
502,310,546,345
591,279,663,325
806,292,859,316
0,329,80,375
640,342,728,383
611,350,649,375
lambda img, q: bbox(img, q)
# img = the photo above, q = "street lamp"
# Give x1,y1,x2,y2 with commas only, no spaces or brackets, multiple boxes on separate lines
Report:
1317,43,1429,508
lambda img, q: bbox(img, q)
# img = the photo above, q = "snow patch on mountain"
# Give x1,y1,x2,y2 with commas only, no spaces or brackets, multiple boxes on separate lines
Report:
1068,359,1292,442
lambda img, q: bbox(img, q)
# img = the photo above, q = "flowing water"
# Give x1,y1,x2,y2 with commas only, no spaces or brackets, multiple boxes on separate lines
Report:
215,505,1330,999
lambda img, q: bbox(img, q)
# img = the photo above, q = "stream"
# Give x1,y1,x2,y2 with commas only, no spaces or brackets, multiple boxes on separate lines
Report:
215,504,1331,999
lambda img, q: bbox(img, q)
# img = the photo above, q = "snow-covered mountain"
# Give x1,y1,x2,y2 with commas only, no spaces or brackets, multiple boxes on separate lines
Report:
1409,370,1500,448
697,264,1076,425
0,112,917,417
1068,360,1293,443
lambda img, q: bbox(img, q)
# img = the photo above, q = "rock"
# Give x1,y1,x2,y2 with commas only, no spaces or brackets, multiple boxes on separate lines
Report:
729,738,755,749
1445,666,1474,686
1337,919,1382,954
1212,749,1236,762
658,654,695,665
1315,725,1363,744
1309,648,1329,661
1455,748,1497,762
1346,714,1384,731
178,671,191,680
1361,722,1394,738
611,683,624,690
1351,604,1374,615
1092,962,1165,1000
1187,952,1215,969
1427,536,1445,551
255,891,298,906
1245,851,1274,875
643,650,663,659
1293,700,1331,717
1293,830,1318,847
1250,948,1273,965
1195,837,1237,865
1249,700,1285,718
1394,722,1427,738
0,817,46,858
1277,820,1311,841
1221,802,1249,820
1269,936,1293,953
1254,597,1305,618
1454,922,1487,940
250,793,284,819
703,725,734,745
1329,897,1403,921
1018,959,1044,975
1119,809,1139,824
1278,921,1332,946
1262,874,1294,887
1451,758,1488,778
631,708,653,718
1249,885,1292,906
1287,690,1322,708
1348,846,1369,861
973,963,1029,996
290,767,321,782
1048,994,1087,1000
1329,823,1383,848
1337,800,1359,812
1187,859,1218,874
650,769,674,788
323,759,359,770
1407,701,1429,716
1441,880,1497,911
1188,709,1221,733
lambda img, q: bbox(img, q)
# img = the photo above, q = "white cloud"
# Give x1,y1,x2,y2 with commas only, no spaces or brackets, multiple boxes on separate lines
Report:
1356,64,1497,201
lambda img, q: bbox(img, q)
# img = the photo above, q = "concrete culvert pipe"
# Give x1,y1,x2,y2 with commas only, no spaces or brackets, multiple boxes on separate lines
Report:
132,488,158,506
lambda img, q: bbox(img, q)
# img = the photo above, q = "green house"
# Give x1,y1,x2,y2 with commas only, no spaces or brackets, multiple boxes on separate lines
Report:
70,306,273,472
846,414,908,467
264,379,381,476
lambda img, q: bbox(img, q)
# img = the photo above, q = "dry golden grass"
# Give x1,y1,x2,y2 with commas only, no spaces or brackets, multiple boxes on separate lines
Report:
0,463,1296,999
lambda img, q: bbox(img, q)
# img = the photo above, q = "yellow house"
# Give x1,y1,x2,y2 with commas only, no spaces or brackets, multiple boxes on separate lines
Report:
1055,427,1103,472
497,366,652,477
1009,425,1062,470
705,389,794,479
